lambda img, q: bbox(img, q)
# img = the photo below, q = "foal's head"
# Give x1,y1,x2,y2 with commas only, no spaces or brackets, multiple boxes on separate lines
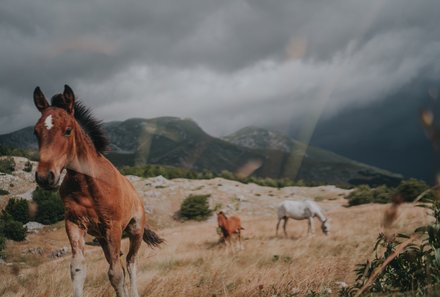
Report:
33,85,79,189
217,211,228,227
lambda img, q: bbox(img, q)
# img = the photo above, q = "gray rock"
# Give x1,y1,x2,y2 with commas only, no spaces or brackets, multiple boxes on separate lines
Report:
24,221,45,233
51,246,69,258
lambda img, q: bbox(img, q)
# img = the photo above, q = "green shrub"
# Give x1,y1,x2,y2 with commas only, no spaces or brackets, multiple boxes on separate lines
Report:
180,194,212,221
0,233,5,253
23,160,33,172
119,164,314,188
32,187,64,224
396,178,432,202
5,198,29,224
0,145,38,161
0,157,15,174
346,185,394,206
346,189,371,206
0,189,9,195
0,216,26,242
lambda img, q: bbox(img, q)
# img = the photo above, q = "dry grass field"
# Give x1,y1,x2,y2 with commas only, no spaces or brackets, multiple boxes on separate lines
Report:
0,201,430,297
0,163,433,296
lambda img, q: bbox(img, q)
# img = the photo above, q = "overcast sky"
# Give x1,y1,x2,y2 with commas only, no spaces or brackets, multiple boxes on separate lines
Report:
1,0,439,136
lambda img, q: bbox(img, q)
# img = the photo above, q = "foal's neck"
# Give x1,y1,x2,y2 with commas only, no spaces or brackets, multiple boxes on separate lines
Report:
66,122,111,179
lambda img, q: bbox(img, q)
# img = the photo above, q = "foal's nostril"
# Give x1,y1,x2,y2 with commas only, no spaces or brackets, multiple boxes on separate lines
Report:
35,171,57,188
48,170,55,185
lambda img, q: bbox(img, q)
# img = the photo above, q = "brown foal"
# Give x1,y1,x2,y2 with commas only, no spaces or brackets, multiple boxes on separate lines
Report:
33,85,163,297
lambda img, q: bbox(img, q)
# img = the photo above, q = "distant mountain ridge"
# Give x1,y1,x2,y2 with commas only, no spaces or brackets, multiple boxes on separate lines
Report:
223,126,402,186
0,117,402,186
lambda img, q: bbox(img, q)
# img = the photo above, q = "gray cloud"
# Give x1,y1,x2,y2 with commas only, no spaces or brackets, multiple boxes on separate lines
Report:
0,0,439,136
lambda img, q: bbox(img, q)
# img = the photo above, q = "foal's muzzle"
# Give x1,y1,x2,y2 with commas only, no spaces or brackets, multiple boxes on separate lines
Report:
35,170,59,190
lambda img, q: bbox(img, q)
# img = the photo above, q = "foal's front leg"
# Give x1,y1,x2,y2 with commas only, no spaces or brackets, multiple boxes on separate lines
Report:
105,225,129,297
66,220,87,297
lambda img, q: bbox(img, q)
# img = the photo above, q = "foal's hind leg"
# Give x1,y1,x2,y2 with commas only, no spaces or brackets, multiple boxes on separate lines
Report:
65,220,87,297
126,218,144,297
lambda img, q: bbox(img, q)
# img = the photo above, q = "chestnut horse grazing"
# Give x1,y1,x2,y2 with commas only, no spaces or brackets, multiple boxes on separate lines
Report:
33,85,163,297
217,211,244,251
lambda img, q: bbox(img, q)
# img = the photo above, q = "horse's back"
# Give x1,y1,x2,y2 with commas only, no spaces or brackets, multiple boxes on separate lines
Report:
228,216,243,233
278,200,317,220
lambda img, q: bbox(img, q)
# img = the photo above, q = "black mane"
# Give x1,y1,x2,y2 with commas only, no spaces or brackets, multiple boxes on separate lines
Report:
51,94,109,153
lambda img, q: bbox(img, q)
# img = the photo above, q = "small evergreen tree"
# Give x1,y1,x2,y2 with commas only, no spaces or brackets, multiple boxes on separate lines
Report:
5,198,29,224
180,194,212,221
0,214,26,242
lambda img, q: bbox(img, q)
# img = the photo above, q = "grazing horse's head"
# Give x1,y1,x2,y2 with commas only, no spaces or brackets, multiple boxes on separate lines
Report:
33,85,77,189
321,219,330,236
217,211,227,227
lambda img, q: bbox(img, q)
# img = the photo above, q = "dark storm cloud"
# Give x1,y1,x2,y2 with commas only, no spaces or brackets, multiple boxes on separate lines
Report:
0,0,439,135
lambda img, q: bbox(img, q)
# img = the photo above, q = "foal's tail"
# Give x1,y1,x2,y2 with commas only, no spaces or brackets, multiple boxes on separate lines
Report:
143,227,165,248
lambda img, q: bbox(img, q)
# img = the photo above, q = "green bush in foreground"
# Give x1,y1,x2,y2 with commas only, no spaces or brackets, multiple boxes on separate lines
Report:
0,214,27,242
32,187,64,224
5,198,29,224
180,194,212,221
341,197,440,296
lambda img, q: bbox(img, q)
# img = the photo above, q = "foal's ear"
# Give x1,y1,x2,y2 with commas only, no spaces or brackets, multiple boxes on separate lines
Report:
33,87,49,113
62,84,75,114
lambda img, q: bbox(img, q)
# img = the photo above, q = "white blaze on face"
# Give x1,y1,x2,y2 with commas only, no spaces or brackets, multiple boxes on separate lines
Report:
44,114,54,130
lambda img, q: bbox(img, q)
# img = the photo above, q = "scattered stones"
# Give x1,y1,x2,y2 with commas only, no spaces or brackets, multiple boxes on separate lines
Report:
24,221,45,233
22,247,44,256
50,246,69,258
149,175,168,187
335,281,348,288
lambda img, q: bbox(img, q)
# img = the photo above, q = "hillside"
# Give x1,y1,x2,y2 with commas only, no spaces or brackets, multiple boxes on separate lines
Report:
224,126,403,186
0,156,429,297
0,117,402,186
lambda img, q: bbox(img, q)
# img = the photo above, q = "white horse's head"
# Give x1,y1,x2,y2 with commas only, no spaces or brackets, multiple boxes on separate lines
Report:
321,219,330,236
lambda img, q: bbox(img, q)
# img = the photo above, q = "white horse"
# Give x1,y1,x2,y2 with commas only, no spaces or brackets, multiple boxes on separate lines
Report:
276,200,330,237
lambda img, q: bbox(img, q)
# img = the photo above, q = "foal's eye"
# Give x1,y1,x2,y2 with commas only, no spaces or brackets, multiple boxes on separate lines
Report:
65,127,72,137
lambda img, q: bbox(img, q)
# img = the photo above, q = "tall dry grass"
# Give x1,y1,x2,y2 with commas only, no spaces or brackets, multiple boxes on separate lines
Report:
0,203,430,297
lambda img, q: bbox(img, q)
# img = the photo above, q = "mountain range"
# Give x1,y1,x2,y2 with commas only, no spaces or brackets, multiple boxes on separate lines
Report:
0,117,402,186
